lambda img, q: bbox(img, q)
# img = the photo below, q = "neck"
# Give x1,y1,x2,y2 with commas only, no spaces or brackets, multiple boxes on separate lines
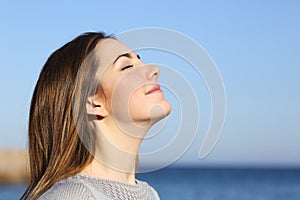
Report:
82,117,150,185
81,157,137,185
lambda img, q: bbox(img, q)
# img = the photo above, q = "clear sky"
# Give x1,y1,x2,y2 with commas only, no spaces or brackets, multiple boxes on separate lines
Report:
0,0,299,167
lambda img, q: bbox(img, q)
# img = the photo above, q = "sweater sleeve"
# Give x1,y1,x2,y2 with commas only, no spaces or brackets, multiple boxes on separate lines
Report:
38,181,96,200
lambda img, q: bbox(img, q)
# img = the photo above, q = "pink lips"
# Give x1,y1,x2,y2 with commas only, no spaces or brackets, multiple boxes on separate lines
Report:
145,84,162,95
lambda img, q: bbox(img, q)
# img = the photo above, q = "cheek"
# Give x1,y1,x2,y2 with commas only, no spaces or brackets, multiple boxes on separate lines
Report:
100,68,143,101
110,70,146,116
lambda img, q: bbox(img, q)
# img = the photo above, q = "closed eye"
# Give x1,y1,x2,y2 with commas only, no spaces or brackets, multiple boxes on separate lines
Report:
121,64,133,71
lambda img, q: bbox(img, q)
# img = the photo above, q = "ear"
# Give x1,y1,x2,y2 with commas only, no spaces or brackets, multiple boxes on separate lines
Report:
86,96,108,118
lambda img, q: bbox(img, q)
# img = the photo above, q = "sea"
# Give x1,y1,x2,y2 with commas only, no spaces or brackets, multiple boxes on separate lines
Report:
1,167,300,200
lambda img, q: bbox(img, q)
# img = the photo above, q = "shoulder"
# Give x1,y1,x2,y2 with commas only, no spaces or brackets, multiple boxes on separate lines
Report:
149,186,160,200
38,176,105,200
138,180,161,200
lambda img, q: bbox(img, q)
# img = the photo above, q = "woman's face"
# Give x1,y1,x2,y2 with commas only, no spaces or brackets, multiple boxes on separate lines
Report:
94,39,171,128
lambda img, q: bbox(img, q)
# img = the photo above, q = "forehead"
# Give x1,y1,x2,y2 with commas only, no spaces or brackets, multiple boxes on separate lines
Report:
94,38,132,69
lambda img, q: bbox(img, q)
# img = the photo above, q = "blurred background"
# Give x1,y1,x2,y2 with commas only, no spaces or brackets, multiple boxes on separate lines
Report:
0,0,299,199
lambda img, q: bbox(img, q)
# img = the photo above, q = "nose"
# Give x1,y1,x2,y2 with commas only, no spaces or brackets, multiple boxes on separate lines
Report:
147,65,160,81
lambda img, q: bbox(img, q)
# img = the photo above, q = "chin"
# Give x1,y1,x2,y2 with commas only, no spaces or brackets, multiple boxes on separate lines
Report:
128,99,171,127
149,100,171,123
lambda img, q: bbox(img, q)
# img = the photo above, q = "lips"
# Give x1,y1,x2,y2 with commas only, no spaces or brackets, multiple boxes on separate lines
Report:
145,84,162,95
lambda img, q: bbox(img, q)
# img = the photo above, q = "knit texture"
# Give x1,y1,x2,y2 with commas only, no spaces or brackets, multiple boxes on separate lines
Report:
38,174,160,200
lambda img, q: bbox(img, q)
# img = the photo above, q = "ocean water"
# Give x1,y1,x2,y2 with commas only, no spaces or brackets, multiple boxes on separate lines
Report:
0,184,26,200
1,167,300,200
138,167,300,200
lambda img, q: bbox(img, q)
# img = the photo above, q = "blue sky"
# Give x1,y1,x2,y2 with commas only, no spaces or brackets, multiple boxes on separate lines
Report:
0,0,299,167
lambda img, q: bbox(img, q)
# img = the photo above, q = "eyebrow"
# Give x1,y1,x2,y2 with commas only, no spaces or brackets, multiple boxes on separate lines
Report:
113,53,132,64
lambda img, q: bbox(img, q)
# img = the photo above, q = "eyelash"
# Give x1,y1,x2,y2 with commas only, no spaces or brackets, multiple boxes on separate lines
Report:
120,54,140,71
121,64,133,71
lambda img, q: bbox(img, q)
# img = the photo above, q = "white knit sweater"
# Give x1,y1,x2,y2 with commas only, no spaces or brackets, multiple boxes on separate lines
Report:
38,174,160,200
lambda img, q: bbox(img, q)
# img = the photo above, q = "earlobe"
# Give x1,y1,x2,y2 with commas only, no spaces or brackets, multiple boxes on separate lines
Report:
86,96,108,118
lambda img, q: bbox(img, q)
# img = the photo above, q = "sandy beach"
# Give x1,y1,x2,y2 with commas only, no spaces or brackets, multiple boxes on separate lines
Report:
0,149,29,183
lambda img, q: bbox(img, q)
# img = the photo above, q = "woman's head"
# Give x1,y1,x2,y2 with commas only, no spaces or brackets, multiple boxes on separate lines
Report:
83,38,171,138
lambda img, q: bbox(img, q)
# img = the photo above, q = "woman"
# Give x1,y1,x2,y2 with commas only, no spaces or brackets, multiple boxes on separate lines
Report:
21,32,171,200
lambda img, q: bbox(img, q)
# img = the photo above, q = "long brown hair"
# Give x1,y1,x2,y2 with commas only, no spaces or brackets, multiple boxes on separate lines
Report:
21,32,110,200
